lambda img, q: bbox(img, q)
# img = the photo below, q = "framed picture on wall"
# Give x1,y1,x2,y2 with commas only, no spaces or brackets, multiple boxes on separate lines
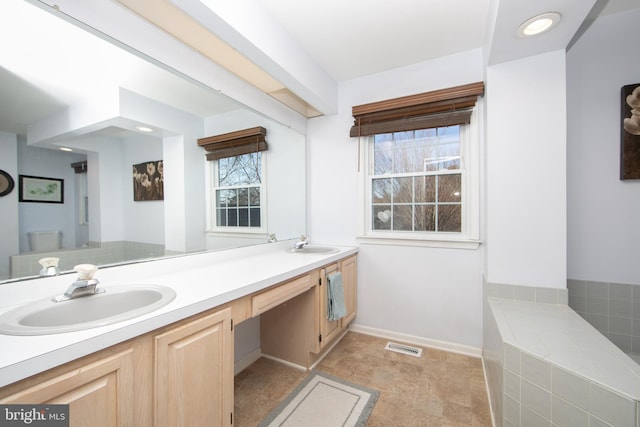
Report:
18,175,64,203
132,160,164,201
620,83,640,180
0,170,15,197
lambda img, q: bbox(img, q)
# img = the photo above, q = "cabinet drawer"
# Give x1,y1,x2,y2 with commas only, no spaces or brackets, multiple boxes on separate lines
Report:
252,274,313,316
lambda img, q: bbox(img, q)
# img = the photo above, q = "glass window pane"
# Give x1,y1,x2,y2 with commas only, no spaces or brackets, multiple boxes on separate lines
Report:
438,205,461,232
369,124,464,236
250,208,261,227
373,148,392,175
394,145,424,173
415,176,436,203
238,208,248,226
438,174,461,202
238,188,248,207
372,178,392,204
249,188,260,206
218,153,262,186
414,205,435,232
393,205,413,231
217,208,227,226
414,128,437,140
227,209,238,226
373,205,391,230
437,126,460,170
218,189,237,207
218,157,232,186
392,177,413,203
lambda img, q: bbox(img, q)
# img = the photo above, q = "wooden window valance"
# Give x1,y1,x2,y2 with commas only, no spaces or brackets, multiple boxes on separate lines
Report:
71,161,87,173
198,126,267,161
350,81,485,137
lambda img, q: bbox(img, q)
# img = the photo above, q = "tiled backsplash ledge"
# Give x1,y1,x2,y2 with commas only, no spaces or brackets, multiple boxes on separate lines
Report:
485,282,568,305
567,279,640,357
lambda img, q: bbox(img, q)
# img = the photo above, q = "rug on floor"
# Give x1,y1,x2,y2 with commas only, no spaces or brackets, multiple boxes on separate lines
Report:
257,370,379,427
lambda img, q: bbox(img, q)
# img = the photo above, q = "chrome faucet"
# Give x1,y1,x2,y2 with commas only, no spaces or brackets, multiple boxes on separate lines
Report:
52,264,104,302
293,235,309,250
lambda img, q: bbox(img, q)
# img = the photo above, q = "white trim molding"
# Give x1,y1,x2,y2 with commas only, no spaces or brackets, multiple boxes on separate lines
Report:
349,324,482,358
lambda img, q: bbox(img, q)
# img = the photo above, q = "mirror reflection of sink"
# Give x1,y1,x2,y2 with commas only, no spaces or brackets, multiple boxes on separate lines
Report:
0,285,176,336
286,245,340,254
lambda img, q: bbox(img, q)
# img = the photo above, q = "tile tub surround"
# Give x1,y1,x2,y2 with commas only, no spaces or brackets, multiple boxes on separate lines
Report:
483,283,640,427
567,279,640,359
9,241,168,278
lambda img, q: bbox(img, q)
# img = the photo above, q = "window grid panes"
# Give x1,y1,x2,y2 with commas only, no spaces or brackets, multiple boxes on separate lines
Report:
215,152,262,228
371,127,462,233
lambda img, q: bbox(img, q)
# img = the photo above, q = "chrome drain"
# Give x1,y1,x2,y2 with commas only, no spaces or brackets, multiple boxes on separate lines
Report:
384,342,423,358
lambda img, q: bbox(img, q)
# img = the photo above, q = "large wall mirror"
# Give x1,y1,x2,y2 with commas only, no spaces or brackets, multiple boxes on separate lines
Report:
0,1,306,284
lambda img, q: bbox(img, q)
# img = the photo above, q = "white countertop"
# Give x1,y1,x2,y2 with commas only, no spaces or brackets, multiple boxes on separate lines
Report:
0,241,358,388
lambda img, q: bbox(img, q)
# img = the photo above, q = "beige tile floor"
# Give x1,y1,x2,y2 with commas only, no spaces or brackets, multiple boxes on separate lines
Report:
234,332,493,426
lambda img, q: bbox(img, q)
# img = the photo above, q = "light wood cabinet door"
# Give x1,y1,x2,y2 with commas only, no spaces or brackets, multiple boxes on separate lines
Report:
0,349,136,427
340,255,357,326
154,307,233,427
319,263,341,349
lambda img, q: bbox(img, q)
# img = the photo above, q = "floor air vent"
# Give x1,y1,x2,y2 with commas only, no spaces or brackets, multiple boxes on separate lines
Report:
384,342,423,358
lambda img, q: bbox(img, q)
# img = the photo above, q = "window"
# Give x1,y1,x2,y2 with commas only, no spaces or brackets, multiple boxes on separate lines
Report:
198,126,268,234
371,126,463,233
212,152,264,229
352,83,483,248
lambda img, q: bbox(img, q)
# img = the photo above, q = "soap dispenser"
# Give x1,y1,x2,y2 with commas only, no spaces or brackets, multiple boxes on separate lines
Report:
38,257,61,277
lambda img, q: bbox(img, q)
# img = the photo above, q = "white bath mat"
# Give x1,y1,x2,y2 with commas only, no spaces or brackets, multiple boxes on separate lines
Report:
258,371,378,427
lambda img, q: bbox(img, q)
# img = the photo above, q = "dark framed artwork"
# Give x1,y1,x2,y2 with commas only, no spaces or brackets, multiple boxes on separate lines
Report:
19,175,64,203
0,170,15,197
620,83,640,180
132,160,164,201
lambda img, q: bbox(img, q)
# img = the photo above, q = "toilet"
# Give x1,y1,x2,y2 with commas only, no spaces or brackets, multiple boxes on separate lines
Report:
28,231,62,252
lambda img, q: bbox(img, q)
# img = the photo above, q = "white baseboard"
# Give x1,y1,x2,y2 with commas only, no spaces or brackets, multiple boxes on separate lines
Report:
261,354,308,372
349,324,482,358
234,347,263,376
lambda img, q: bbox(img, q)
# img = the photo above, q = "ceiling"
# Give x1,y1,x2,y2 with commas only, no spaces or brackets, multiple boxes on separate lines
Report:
253,0,639,82
0,0,240,139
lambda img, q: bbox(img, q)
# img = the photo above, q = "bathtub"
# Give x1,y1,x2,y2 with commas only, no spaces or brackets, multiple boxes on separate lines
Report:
9,241,169,279
483,280,640,427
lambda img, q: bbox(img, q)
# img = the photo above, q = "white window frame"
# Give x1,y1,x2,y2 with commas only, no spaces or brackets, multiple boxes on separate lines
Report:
205,152,267,235
357,108,481,249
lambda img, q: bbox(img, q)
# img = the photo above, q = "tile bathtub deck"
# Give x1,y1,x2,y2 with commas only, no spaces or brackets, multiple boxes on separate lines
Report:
489,297,640,401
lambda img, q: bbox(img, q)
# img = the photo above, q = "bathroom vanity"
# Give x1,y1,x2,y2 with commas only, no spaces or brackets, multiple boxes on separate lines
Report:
0,241,358,427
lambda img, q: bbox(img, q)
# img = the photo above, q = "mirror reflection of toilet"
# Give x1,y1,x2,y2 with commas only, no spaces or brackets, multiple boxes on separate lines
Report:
27,231,62,252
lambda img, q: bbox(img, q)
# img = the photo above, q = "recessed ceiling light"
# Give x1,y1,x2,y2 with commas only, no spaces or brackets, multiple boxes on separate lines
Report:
518,12,561,37
136,126,154,133
59,147,73,152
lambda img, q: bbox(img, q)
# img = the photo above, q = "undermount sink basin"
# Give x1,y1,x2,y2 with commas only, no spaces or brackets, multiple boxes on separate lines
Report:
287,245,339,254
0,284,176,336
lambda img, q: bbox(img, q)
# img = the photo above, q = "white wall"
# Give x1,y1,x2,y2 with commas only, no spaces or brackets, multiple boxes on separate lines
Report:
485,50,567,288
123,134,164,245
17,141,85,251
566,9,640,284
307,50,487,350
